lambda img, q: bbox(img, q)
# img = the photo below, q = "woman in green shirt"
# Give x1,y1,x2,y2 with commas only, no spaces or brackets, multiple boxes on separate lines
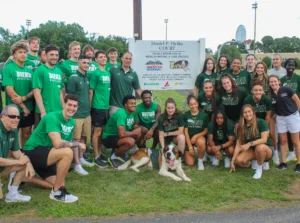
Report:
184,95,209,170
158,98,185,153
230,104,272,179
216,55,231,86
252,62,269,94
229,58,251,91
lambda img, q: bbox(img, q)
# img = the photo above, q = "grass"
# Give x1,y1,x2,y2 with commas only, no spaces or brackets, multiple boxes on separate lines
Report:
0,90,300,219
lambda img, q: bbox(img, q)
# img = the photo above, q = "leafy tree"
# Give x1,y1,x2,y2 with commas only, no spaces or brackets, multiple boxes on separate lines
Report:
214,45,241,61
205,48,213,55
262,56,272,69
261,36,274,53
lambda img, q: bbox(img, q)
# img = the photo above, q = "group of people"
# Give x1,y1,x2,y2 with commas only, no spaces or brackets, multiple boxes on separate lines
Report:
0,37,299,204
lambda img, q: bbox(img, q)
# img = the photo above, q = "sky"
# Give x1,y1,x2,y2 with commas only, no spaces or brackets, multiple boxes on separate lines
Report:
1,0,300,52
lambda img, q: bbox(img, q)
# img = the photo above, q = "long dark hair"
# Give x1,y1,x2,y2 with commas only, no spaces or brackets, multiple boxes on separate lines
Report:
163,98,181,129
201,58,215,74
219,74,239,100
213,110,228,142
216,55,231,72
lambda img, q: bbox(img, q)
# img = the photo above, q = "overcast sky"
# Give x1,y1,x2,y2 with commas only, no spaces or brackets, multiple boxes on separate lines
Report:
1,0,299,52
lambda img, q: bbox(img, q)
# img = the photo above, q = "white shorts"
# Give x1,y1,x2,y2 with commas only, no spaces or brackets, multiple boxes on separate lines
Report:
276,112,300,134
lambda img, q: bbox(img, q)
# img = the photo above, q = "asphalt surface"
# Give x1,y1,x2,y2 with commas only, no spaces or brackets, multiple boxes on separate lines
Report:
15,205,300,223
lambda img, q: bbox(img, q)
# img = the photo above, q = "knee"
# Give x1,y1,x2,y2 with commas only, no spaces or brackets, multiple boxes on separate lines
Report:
127,138,136,148
195,137,205,147
63,147,73,159
255,144,265,154
235,156,244,166
177,134,185,144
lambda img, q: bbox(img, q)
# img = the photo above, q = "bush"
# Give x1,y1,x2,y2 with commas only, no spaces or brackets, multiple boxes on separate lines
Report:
262,56,272,69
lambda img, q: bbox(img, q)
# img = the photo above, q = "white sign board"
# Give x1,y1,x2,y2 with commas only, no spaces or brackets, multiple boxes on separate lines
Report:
129,39,205,90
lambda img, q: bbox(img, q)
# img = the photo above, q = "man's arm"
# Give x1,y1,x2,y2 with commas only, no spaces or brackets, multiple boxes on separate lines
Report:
135,88,142,98
118,126,139,138
33,88,46,117
89,89,94,109
152,105,161,130
48,132,80,149
60,89,65,107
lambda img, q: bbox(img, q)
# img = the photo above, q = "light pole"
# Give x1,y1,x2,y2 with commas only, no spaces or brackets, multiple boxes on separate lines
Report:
26,19,31,39
252,2,258,56
164,19,168,40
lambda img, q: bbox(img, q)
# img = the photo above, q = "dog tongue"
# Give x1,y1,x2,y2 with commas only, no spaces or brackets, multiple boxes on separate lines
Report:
170,159,175,167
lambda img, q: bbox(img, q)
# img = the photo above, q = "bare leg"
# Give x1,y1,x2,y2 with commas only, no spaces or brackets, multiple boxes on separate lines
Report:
20,126,32,148
279,133,288,163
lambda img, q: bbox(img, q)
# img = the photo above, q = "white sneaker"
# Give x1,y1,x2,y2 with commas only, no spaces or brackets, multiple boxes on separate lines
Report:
212,157,219,166
8,172,16,190
262,162,270,170
253,166,263,179
286,152,296,162
203,152,207,161
251,160,258,170
50,186,78,203
273,151,280,166
5,192,31,202
79,158,94,167
198,160,205,170
224,157,231,168
209,156,214,163
74,165,88,175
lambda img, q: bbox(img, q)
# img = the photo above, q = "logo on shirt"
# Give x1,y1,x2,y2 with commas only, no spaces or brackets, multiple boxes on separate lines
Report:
49,73,62,82
9,137,15,143
16,71,31,80
141,111,155,119
61,124,74,135
71,65,78,72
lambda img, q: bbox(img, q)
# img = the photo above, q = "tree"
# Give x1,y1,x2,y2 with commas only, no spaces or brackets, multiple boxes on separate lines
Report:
214,45,241,61
262,56,272,69
261,36,274,53
205,48,213,55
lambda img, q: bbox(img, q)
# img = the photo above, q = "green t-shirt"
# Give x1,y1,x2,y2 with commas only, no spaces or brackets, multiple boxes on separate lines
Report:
158,113,185,133
109,66,140,108
216,68,231,81
229,69,251,92
197,91,222,121
87,61,98,78
105,61,121,72
90,68,111,110
280,73,300,98
184,111,209,138
220,87,248,122
208,119,235,145
102,108,138,139
23,111,75,151
194,72,217,92
244,118,271,146
136,102,159,129
6,59,35,71
58,59,78,83
244,94,272,120
66,71,90,118
32,64,63,113
0,120,20,172
3,61,34,112
27,54,40,69
0,70,3,110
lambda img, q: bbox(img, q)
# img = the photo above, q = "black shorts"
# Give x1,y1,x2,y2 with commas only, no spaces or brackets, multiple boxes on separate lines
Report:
164,136,175,147
18,111,34,128
91,108,109,127
102,135,119,149
24,146,56,179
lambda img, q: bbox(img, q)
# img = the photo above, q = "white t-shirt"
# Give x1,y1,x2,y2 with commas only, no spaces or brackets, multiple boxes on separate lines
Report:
267,67,287,79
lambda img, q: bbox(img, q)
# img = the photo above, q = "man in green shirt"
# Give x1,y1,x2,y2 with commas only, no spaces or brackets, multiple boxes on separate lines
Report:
27,37,40,69
105,47,121,72
102,95,142,169
82,44,98,77
58,41,80,83
33,44,64,125
23,94,84,203
90,50,111,168
109,52,142,115
38,48,47,65
3,41,34,147
0,104,34,202
136,90,161,150
66,55,93,174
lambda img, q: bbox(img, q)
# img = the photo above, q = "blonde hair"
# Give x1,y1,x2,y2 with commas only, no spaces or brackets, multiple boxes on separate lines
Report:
28,37,40,44
68,41,80,51
253,62,269,89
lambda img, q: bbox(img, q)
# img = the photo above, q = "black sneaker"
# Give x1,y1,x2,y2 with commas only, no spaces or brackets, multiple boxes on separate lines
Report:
277,163,288,170
119,153,130,162
295,164,300,173
108,157,122,169
99,154,108,163
94,157,108,168
83,151,90,160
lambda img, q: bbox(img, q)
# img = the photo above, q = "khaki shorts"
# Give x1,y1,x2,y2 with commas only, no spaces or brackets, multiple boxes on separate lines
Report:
109,106,121,116
73,116,91,140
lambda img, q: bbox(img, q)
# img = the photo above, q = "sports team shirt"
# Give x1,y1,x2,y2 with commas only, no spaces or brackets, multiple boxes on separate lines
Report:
58,59,78,83
216,68,231,81
0,120,20,172
229,69,251,91
6,59,35,71
208,119,235,145
109,66,140,108
244,94,272,120
158,113,185,133
184,111,209,138
87,61,98,78
280,73,300,98
0,70,3,110
102,108,138,139
90,68,111,110
244,118,271,146
27,54,40,69
3,61,33,112
220,87,248,122
105,61,121,72
194,72,217,92
271,86,298,116
32,64,63,113
23,111,75,151
136,102,159,129
66,71,90,118
197,91,222,120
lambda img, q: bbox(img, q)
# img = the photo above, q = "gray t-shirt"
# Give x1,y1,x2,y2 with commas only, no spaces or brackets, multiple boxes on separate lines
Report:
267,67,287,79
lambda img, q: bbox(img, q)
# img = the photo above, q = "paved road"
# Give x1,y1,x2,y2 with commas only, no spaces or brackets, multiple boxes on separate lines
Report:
17,205,300,223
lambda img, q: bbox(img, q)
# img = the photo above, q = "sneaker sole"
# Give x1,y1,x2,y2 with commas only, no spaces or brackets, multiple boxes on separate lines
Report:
93,162,108,168
74,170,89,176
5,199,30,203
49,195,78,203
80,163,95,168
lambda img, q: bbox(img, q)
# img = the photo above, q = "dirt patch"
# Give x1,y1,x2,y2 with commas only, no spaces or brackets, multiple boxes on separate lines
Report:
281,178,300,200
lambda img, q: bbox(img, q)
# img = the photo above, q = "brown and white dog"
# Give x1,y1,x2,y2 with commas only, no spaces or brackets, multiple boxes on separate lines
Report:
118,144,191,182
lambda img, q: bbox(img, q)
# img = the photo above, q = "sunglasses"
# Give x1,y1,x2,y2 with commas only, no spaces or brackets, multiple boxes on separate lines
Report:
7,115,21,120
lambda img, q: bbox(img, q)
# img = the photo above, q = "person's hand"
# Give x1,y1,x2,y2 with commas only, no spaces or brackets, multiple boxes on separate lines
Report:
188,146,194,156
23,107,30,117
144,129,154,141
25,163,35,178
230,161,236,173
212,145,221,154
190,136,197,144
41,111,46,118
133,127,142,138
141,126,148,134
240,143,250,152
12,96,22,105
18,154,29,165
78,143,86,152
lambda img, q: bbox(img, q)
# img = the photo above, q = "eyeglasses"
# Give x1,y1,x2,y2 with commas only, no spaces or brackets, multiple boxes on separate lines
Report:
7,115,21,120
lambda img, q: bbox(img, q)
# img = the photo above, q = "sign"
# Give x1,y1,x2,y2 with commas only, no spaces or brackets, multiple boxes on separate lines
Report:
129,39,205,90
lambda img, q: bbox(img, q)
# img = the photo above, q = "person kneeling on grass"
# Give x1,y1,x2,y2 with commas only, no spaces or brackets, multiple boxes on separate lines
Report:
230,104,272,179
206,110,235,168
0,105,35,202
22,94,85,203
102,95,142,169
184,95,209,170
